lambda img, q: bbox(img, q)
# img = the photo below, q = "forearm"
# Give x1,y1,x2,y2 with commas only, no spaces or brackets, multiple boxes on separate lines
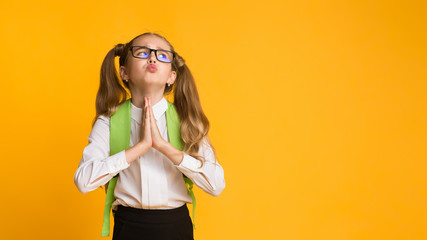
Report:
174,140,225,196
176,155,225,196
74,150,128,194
125,142,151,164
75,143,148,194
156,141,184,165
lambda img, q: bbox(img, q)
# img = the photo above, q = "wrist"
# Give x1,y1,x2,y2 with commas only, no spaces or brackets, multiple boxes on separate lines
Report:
155,140,169,153
154,139,168,151
157,141,184,165
137,141,151,153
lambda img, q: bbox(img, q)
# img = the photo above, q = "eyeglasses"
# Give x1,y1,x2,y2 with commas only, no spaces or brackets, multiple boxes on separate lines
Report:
130,46,175,63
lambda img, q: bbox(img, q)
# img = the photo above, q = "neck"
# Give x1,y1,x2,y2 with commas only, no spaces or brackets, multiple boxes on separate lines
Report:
129,84,165,108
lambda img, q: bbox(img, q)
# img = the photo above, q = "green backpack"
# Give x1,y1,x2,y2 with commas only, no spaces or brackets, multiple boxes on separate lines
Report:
101,98,196,237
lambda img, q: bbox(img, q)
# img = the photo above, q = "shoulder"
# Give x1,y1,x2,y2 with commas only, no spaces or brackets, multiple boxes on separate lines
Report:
95,115,110,126
87,115,111,147
91,115,111,137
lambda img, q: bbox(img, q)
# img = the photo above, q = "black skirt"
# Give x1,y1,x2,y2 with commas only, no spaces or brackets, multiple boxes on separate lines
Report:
112,204,194,240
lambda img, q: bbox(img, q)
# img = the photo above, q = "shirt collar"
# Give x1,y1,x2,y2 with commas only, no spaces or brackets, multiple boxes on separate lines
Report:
130,97,168,124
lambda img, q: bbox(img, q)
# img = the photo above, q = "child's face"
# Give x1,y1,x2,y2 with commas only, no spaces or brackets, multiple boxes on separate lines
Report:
120,35,176,91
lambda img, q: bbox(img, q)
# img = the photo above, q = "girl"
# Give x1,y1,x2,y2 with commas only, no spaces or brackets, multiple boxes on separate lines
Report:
74,32,225,240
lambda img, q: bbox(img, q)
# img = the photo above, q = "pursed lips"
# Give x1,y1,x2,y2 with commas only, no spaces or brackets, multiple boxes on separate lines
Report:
147,64,157,72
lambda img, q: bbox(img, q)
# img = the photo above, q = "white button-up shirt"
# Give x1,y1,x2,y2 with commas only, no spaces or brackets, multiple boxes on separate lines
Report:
74,97,225,210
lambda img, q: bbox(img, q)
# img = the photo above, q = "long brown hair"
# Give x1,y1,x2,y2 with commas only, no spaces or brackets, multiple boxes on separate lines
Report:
94,32,214,165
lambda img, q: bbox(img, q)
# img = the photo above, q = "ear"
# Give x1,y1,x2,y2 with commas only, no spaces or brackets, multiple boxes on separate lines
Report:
167,71,176,85
119,66,128,81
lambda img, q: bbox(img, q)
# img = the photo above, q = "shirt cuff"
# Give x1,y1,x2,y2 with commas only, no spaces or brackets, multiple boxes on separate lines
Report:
177,154,202,171
104,150,130,176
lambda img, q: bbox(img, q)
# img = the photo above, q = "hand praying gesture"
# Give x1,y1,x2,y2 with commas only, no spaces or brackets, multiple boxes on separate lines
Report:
139,97,153,149
145,97,167,150
140,97,167,150
134,96,183,165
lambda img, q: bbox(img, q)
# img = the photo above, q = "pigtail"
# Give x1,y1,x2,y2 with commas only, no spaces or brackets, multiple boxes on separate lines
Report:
173,54,213,165
93,43,129,126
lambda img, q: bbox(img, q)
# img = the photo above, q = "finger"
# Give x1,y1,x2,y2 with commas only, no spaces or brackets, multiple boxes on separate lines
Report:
141,100,147,134
149,102,156,126
147,97,153,119
145,103,150,127
142,100,147,126
147,97,153,121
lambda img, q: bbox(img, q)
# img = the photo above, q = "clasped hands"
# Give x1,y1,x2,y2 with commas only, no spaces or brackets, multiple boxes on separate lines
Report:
138,97,184,165
140,96,166,150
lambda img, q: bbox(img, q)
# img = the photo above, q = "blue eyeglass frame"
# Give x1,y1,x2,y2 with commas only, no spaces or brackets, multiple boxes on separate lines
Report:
130,46,175,63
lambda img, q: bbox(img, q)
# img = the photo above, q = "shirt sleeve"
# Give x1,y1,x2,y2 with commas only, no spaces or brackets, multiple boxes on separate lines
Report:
73,116,130,194
175,139,225,197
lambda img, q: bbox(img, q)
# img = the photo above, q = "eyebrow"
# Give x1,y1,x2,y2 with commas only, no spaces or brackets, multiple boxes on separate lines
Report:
133,46,172,52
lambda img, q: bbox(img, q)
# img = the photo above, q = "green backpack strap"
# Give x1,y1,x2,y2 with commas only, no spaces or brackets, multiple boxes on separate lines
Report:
165,101,197,230
101,99,131,237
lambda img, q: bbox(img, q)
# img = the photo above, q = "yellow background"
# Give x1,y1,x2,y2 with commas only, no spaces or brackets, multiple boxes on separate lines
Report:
1,0,426,239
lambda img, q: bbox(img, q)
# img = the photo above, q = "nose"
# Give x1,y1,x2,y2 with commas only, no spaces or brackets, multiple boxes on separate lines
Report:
147,51,157,63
